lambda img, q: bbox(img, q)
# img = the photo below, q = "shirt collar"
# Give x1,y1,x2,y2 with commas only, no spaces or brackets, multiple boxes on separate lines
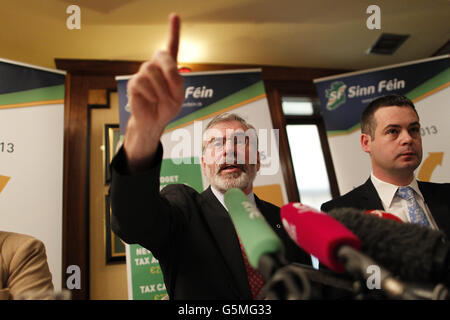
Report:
210,185,256,211
370,172,424,208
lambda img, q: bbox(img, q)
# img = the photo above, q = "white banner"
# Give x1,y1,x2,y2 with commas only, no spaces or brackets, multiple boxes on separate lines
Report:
0,58,65,290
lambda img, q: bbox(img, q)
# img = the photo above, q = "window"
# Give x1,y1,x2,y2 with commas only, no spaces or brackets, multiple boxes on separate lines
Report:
282,96,338,269
285,124,331,210
282,96,314,116
282,96,334,210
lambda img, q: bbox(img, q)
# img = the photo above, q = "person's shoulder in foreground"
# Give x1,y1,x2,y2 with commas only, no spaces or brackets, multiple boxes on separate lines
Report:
0,231,54,300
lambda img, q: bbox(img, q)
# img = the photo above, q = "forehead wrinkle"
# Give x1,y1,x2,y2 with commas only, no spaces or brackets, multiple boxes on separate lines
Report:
203,126,246,141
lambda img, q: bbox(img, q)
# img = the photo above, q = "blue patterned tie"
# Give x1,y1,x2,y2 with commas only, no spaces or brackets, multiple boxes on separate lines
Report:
396,186,431,227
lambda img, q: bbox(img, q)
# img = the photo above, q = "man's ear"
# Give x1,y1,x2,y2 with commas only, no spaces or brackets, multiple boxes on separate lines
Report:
201,153,206,174
201,154,206,172
361,133,372,154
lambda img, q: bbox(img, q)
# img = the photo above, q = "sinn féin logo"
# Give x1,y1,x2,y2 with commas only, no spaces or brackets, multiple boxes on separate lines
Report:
325,81,347,110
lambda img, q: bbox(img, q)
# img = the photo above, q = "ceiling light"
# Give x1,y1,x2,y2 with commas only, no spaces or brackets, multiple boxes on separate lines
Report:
367,33,410,55
178,40,203,63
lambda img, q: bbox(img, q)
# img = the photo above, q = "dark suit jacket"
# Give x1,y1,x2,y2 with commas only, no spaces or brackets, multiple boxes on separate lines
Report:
321,178,450,239
110,145,311,300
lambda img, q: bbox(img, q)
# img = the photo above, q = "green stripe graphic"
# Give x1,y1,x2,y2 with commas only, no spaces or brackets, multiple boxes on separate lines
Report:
0,85,65,106
165,81,265,131
327,122,361,137
405,67,449,101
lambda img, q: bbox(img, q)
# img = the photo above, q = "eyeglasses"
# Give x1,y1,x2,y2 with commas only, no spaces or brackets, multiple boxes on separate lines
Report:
204,134,253,152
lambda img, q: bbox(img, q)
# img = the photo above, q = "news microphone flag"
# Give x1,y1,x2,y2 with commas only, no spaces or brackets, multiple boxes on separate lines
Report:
224,188,283,269
365,209,403,222
280,202,361,273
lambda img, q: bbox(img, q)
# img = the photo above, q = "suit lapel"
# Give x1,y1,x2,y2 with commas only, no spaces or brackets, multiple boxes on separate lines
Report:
359,178,384,210
199,187,252,299
419,182,450,238
254,196,279,228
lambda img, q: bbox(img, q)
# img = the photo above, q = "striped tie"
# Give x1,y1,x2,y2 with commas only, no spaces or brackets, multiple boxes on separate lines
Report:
396,186,431,227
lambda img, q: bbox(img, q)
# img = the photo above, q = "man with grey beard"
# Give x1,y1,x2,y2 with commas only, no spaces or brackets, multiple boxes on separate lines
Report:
109,14,310,300
201,113,259,199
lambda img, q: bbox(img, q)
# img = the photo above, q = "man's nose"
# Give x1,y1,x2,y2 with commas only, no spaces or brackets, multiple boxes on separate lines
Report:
223,139,236,162
399,129,413,144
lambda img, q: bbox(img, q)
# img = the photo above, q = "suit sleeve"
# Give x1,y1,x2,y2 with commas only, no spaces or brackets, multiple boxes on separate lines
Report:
4,234,54,299
110,143,187,258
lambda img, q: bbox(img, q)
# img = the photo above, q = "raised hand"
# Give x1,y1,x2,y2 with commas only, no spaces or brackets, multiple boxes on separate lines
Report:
123,13,184,173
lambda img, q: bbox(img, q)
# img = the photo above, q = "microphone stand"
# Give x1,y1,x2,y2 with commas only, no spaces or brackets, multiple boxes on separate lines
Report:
257,254,312,300
337,245,449,300
259,264,312,300
257,254,359,300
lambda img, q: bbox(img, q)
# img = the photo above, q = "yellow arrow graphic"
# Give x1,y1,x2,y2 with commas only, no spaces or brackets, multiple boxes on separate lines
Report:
418,152,444,182
0,175,11,193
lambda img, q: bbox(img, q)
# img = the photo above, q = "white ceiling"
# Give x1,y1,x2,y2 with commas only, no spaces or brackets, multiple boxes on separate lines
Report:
0,0,449,71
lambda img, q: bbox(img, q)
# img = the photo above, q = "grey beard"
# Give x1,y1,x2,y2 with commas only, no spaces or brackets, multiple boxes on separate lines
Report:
207,166,257,193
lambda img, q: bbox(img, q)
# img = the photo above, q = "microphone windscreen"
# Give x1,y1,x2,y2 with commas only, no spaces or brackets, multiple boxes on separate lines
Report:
224,188,283,268
280,203,361,273
328,207,449,283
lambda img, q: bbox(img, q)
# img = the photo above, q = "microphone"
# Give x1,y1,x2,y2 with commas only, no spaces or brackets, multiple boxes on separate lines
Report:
328,207,450,286
365,209,403,222
280,202,361,272
224,188,284,271
281,203,449,300
224,188,310,299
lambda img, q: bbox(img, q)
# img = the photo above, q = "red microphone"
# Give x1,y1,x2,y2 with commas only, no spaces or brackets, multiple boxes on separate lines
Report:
280,202,361,273
279,203,444,300
365,210,403,223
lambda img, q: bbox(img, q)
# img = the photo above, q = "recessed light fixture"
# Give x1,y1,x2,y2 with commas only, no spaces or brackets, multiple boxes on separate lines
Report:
367,33,410,55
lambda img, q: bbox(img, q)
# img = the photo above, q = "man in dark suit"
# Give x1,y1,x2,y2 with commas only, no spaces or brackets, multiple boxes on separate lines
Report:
110,13,310,300
321,94,450,238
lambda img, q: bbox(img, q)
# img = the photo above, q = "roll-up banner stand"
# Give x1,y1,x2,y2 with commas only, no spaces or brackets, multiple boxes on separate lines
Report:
0,58,66,290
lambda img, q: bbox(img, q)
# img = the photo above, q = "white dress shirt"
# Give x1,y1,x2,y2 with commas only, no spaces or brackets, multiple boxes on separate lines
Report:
370,173,439,230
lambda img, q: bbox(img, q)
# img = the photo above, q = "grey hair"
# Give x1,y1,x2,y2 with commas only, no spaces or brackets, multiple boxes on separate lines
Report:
202,113,259,152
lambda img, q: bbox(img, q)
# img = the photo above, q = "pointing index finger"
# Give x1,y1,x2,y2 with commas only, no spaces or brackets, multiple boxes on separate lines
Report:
167,13,180,62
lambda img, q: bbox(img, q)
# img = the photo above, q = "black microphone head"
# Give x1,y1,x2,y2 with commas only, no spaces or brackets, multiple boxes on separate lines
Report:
327,207,449,284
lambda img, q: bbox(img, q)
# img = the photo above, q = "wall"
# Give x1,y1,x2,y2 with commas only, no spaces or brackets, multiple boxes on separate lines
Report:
89,91,127,299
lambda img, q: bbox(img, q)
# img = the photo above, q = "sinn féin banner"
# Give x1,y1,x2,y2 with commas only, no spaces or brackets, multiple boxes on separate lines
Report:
314,55,449,196
0,58,65,290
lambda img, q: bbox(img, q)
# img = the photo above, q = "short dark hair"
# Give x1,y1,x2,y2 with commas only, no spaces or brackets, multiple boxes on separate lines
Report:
361,94,419,138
